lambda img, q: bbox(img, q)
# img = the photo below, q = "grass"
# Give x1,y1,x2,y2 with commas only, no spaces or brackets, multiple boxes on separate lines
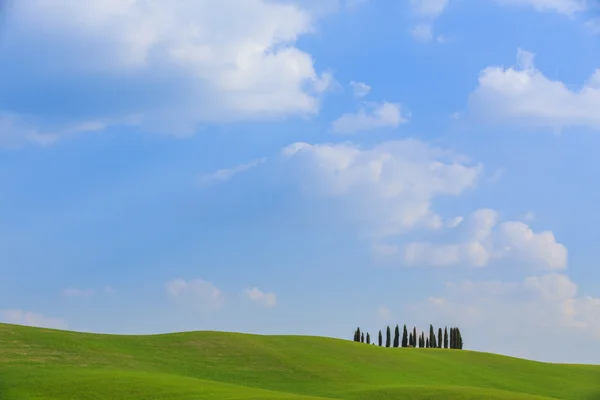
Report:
0,323,599,399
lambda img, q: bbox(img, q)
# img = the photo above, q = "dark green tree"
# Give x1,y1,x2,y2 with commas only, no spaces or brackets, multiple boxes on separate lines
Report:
366,333,371,344
393,325,400,348
426,338,430,348
408,332,413,347
378,330,383,346
385,326,391,348
443,327,448,349
356,327,362,342
438,328,443,348
361,332,364,343
412,327,417,347
401,324,408,347
457,328,463,350
429,324,436,349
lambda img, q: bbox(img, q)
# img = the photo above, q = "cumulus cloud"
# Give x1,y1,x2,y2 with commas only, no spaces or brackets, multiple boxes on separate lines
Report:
409,0,449,42
331,102,408,134
469,49,600,132
244,287,277,308
282,139,481,238
0,310,68,330
413,273,600,362
166,278,224,312
403,208,567,270
198,158,266,186
2,0,332,143
349,81,371,98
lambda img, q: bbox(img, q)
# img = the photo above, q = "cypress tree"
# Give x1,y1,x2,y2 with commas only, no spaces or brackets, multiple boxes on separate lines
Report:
393,325,400,348
408,332,413,347
438,328,443,348
412,327,417,347
357,327,362,343
366,333,371,344
361,332,364,343
420,332,425,348
385,326,391,348
401,325,408,348
444,327,448,349
451,327,456,349
457,328,463,350
378,330,383,346
429,324,436,349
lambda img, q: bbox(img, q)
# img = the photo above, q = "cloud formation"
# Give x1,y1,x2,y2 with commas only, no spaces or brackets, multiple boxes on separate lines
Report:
244,287,277,308
414,272,600,361
469,49,600,132
349,81,371,98
403,208,568,270
2,0,331,143
166,278,224,312
282,139,481,237
0,309,68,330
198,158,267,186
331,102,408,134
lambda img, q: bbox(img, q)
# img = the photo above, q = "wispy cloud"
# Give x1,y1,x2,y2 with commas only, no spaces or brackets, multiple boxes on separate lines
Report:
198,158,267,186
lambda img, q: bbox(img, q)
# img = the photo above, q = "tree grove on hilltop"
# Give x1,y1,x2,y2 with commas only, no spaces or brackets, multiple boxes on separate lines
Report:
351,325,463,350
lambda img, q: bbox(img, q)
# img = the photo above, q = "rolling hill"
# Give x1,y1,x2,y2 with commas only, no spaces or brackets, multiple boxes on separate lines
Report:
0,323,598,399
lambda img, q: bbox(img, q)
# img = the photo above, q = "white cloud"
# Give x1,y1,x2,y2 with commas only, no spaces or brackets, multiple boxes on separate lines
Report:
349,81,371,98
411,24,434,42
494,0,587,15
244,287,277,308
282,139,481,238
331,102,408,134
410,0,449,17
62,288,96,297
198,158,266,186
166,278,224,312
62,286,116,297
403,208,567,270
469,49,600,132
409,0,448,42
376,305,393,321
522,211,536,222
0,112,111,148
415,273,600,362
4,0,332,143
0,310,68,330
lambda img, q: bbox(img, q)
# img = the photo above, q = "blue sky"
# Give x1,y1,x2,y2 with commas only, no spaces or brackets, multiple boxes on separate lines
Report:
1,0,600,364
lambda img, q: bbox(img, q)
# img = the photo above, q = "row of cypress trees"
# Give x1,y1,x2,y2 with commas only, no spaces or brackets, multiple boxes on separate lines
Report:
353,324,463,349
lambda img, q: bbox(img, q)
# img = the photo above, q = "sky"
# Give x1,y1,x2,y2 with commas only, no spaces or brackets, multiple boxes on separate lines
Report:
0,0,600,364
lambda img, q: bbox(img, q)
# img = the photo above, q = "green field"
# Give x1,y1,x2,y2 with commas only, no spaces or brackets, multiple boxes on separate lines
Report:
1,323,599,399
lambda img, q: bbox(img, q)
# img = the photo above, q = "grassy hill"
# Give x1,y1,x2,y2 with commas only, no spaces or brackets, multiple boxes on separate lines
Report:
0,323,599,399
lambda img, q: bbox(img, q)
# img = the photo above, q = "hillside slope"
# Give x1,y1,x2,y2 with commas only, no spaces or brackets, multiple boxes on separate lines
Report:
0,323,598,399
